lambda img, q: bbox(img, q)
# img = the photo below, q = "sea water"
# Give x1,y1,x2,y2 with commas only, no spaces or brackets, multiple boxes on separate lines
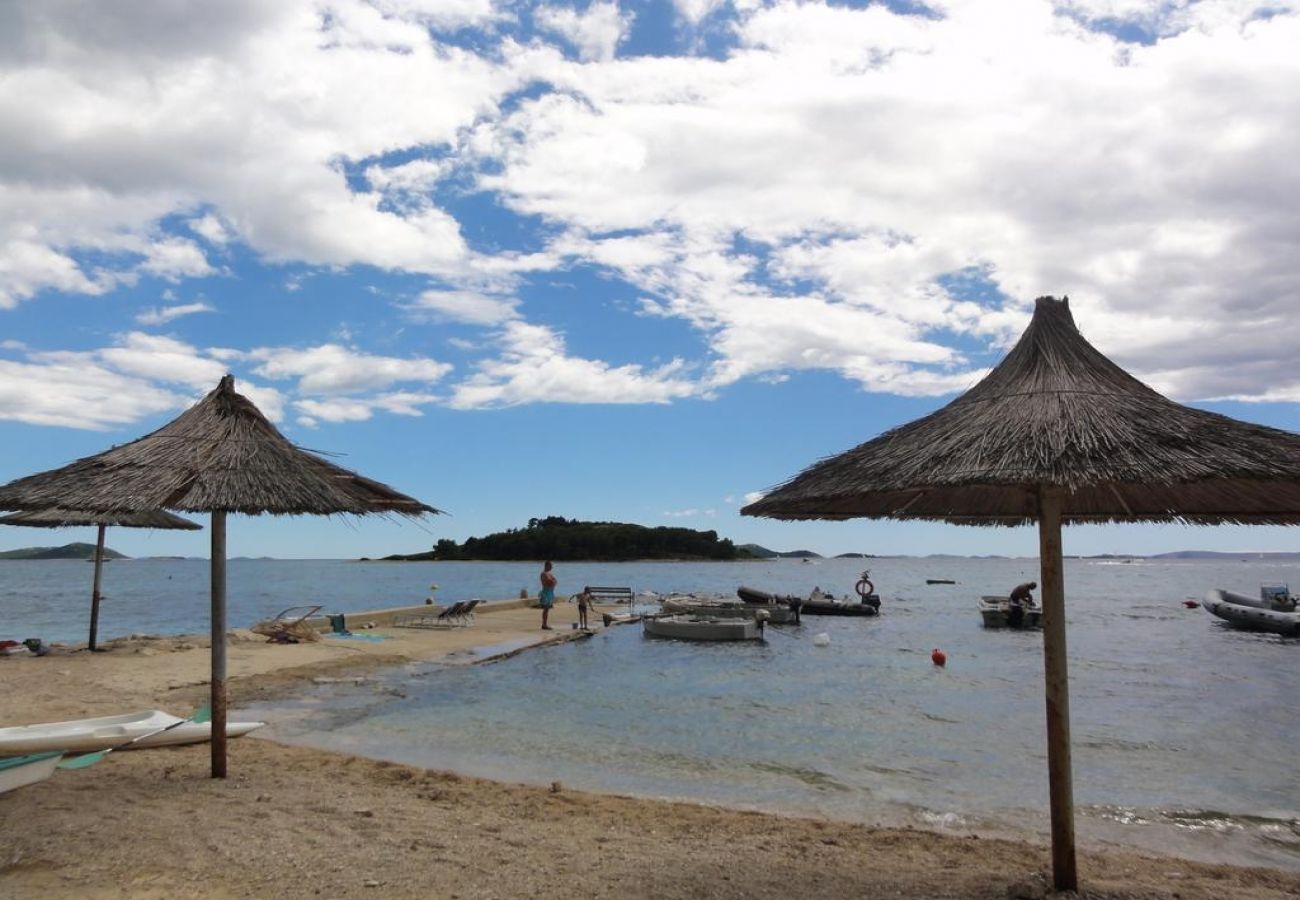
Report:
2,555,1297,870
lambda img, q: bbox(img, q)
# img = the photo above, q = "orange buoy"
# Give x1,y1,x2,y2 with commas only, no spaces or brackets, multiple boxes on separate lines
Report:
931,648,946,667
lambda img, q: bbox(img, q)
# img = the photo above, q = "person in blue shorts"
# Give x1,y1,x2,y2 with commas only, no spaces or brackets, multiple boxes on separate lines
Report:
539,560,558,630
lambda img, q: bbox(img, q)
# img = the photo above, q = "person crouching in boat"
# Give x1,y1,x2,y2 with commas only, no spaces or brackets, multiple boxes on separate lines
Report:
1007,581,1036,627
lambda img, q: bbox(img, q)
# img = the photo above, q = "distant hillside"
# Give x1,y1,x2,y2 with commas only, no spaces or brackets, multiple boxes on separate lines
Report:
736,543,777,559
1149,550,1300,560
777,549,822,558
0,542,128,560
382,516,754,562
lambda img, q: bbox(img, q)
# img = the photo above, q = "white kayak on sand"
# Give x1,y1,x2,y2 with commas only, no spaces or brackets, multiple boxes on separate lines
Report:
0,751,63,794
0,710,265,757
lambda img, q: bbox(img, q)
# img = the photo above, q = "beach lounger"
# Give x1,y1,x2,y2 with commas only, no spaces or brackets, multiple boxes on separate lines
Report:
394,601,473,629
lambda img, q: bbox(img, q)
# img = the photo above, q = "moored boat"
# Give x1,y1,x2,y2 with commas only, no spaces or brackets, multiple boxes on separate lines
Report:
978,596,1043,630
0,751,62,795
737,585,879,617
0,710,266,756
643,614,765,642
661,594,799,624
1203,585,1299,636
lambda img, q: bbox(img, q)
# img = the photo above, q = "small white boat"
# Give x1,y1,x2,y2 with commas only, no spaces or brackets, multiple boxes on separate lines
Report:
0,710,265,757
660,594,799,624
1203,585,1300,636
643,614,765,642
978,596,1043,630
0,751,63,795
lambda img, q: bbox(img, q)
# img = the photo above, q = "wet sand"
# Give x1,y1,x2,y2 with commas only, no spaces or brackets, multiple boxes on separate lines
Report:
1,600,1297,899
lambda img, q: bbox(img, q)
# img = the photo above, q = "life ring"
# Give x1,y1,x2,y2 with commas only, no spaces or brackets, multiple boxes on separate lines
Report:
855,576,875,600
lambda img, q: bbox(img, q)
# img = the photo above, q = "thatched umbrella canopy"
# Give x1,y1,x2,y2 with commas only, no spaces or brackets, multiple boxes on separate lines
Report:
0,374,439,778
743,296,1300,891
0,507,202,651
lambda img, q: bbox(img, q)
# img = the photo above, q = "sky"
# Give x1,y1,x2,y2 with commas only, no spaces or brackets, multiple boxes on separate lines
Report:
1,0,1298,560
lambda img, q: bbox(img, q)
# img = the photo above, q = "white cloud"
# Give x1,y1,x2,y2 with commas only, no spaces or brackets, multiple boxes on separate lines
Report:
294,388,440,426
189,213,232,246
409,289,519,325
368,0,507,30
535,2,633,62
140,237,213,281
0,0,533,304
0,358,184,429
663,508,716,517
742,490,764,505
91,332,229,388
247,344,452,395
477,0,1300,402
674,0,730,25
449,320,700,408
3,0,1299,407
135,301,215,325
295,396,375,424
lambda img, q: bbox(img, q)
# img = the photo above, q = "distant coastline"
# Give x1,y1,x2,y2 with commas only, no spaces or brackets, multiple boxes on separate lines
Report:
4,542,1298,562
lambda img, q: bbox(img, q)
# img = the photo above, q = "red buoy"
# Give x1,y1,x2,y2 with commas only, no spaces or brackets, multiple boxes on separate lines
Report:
1182,599,1200,608
931,648,946,667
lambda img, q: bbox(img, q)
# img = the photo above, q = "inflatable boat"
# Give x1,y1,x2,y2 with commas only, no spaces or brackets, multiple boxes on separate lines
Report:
1203,585,1299,636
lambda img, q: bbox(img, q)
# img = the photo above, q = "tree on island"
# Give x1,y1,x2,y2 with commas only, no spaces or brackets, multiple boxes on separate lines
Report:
384,516,754,562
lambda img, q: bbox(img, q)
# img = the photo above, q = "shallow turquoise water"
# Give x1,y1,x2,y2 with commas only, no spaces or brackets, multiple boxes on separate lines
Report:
3,555,1298,870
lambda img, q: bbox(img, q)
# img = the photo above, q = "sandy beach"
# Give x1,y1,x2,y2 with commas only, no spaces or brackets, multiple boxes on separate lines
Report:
1,601,1297,900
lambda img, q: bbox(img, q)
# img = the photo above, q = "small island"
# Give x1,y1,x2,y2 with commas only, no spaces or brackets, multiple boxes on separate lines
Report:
380,516,758,562
0,542,128,560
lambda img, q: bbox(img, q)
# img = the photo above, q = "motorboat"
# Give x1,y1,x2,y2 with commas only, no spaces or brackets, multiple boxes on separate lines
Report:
0,710,265,756
1203,585,1299,636
737,585,879,617
0,751,62,795
643,613,766,642
978,596,1043,630
661,593,799,624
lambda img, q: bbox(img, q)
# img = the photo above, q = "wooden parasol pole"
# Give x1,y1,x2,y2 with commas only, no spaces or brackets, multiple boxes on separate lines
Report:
1037,486,1077,891
89,523,106,652
210,510,228,779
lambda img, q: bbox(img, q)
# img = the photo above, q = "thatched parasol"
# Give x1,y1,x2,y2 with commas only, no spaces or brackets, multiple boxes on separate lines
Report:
0,375,439,778
0,507,202,651
743,296,1300,891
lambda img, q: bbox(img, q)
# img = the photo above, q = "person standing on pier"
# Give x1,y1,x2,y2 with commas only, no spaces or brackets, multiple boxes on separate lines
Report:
539,560,558,630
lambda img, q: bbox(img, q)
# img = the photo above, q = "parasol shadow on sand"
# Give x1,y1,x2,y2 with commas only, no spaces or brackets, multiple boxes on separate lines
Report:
0,375,439,778
0,507,202,651
743,296,1300,891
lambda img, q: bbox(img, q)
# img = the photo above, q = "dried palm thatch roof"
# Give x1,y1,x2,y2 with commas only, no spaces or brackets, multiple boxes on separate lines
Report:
0,375,439,517
743,296,1300,526
0,508,201,530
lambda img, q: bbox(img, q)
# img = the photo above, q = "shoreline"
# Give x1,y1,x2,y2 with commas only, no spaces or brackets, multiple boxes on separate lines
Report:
1,600,1298,898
